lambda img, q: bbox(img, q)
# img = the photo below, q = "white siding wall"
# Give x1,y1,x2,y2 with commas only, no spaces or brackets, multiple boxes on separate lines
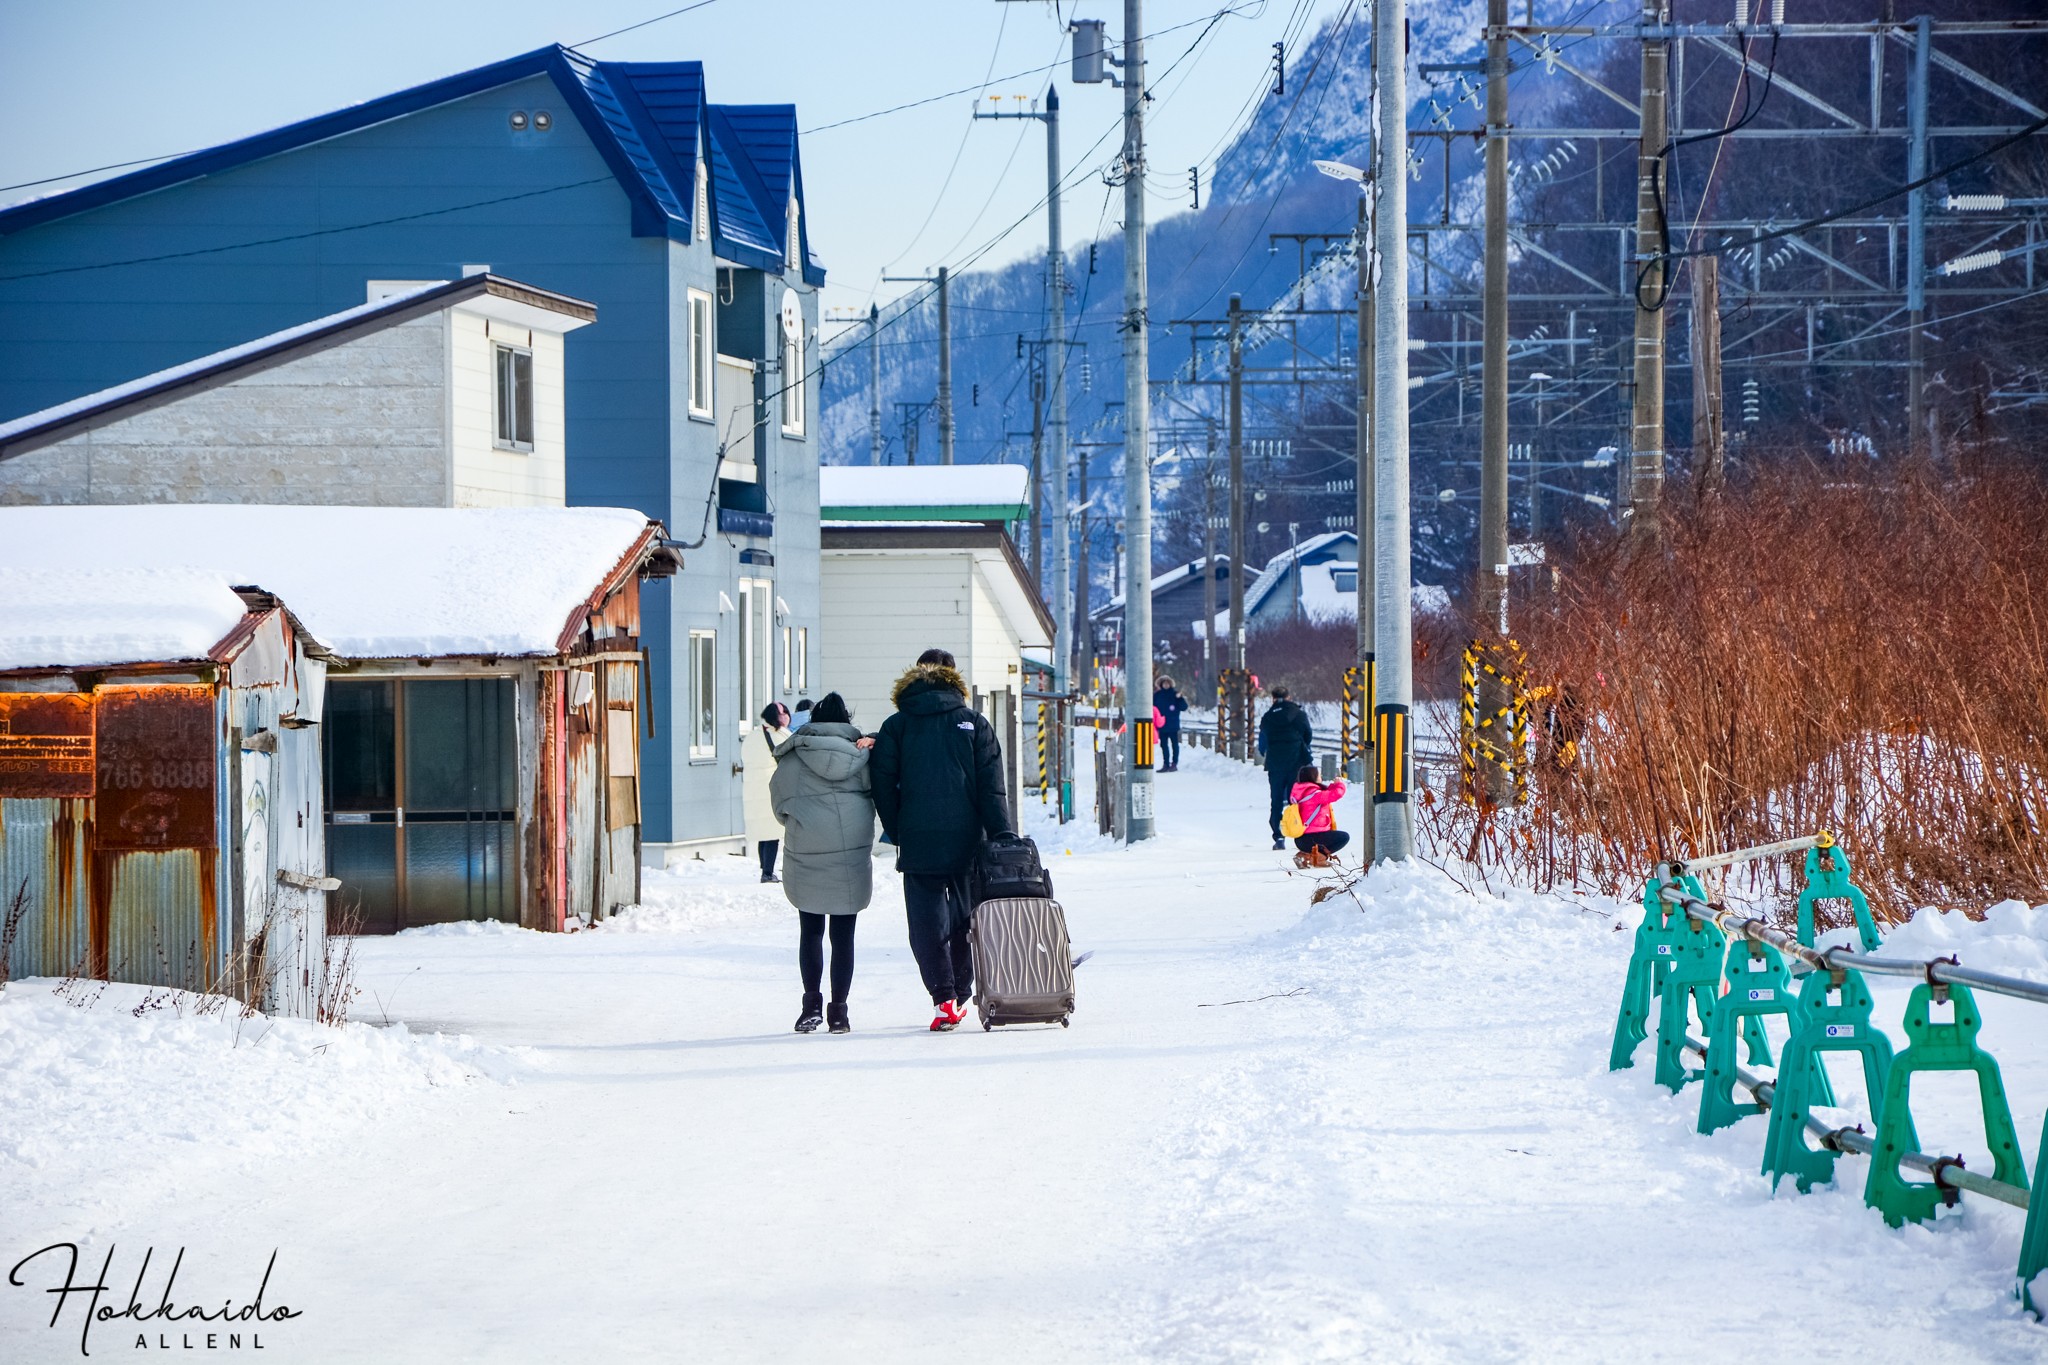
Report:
449,309,567,507
819,553,977,732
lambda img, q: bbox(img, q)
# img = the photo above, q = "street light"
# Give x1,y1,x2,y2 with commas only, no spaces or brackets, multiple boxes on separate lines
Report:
1314,158,1372,185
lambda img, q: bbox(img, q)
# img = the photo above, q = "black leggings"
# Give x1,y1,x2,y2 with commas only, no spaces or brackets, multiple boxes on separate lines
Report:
798,911,858,1003
1160,729,1181,768
759,839,780,878
1294,830,1351,854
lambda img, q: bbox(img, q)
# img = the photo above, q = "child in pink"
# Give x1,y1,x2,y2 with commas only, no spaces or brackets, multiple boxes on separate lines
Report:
1289,765,1350,860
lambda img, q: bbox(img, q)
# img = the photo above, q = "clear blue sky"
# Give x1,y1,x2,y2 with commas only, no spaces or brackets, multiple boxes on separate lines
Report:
0,0,1346,322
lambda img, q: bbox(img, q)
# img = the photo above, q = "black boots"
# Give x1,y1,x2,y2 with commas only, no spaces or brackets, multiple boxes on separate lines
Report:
794,992,824,1033
825,1002,850,1034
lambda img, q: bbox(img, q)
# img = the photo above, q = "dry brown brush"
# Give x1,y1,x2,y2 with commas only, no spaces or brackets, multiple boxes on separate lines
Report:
1426,454,2048,918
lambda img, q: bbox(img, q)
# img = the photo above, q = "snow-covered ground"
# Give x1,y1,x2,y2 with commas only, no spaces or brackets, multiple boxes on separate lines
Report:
3,751,2044,1361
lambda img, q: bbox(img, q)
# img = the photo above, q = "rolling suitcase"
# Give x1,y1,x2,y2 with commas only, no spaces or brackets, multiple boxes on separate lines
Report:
968,896,1075,1030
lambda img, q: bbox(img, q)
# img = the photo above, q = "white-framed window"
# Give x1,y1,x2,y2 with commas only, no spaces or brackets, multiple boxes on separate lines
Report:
687,289,714,419
796,626,808,692
781,625,793,693
736,579,773,728
696,157,710,242
493,343,534,450
780,329,804,436
688,629,717,760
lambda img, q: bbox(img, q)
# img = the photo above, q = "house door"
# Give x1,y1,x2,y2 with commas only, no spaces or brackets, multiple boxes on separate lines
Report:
324,678,517,933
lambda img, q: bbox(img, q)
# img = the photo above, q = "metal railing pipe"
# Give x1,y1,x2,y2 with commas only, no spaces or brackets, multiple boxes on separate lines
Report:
1680,1038,2031,1211
1675,832,1825,874
1654,879,2048,1007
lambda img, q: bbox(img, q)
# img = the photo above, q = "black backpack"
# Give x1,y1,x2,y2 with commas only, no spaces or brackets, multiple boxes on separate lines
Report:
972,833,1054,904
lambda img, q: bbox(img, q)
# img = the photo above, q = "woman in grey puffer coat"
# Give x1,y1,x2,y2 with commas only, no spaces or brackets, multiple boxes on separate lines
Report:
769,692,876,1034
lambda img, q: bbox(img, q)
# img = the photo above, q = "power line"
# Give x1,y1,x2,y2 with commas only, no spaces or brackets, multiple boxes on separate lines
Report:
802,4,1270,136
570,0,725,49
0,154,184,196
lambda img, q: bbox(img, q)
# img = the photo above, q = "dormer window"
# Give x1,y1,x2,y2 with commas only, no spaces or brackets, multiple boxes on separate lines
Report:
696,158,710,242
786,193,801,270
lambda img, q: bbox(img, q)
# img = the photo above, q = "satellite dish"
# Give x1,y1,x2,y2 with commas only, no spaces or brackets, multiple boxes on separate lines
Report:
780,289,803,343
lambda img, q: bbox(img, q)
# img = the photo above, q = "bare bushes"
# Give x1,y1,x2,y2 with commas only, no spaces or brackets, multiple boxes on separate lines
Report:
1428,456,2048,916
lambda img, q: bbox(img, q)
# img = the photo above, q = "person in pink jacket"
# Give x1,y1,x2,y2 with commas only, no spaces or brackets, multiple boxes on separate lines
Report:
1288,765,1350,865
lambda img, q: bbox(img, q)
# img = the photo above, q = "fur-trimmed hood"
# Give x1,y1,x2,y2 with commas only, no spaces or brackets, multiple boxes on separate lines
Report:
890,661,970,709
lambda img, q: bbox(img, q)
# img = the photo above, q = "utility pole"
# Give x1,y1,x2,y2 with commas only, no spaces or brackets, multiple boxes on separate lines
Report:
1628,0,1670,543
978,85,1072,819
1690,256,1724,497
1477,0,1512,805
881,269,953,464
1030,368,1045,587
1227,294,1247,761
1202,424,1219,701
938,265,953,465
1906,14,1931,457
1117,0,1156,840
1355,195,1377,864
1371,0,1414,861
869,302,883,466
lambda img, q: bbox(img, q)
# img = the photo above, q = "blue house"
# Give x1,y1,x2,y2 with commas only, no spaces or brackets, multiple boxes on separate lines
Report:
0,46,826,855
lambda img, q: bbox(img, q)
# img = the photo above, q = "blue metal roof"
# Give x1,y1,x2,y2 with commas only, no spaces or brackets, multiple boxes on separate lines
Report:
0,44,823,280
713,105,825,287
703,107,783,273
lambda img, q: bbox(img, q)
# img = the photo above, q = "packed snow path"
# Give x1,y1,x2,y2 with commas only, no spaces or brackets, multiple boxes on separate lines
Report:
4,750,2043,1361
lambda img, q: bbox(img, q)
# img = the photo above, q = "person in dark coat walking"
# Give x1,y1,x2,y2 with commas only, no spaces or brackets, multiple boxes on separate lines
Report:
1152,674,1189,772
1257,684,1315,849
870,647,1013,1032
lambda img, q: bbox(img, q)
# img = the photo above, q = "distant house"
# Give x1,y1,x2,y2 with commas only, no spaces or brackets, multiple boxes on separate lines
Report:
0,505,679,934
817,465,1048,826
0,275,594,508
1087,554,1237,659
0,567,331,1014
0,45,828,852
1205,532,1451,636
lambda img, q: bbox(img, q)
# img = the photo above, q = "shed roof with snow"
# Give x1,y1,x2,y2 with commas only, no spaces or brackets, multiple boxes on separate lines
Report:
0,567,261,673
0,505,675,659
819,464,1030,523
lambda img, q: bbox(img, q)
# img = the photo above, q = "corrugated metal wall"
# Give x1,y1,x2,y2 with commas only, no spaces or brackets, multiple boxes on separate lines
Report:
103,848,217,991
0,797,92,979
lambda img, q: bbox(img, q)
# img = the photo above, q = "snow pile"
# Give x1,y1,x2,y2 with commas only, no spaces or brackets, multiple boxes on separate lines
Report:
1864,898,2048,983
600,859,794,933
396,919,535,938
0,505,654,658
820,463,1027,511
0,566,249,671
0,979,526,1185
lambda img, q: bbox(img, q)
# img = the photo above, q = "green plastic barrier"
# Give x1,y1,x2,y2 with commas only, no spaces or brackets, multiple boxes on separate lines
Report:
1609,874,1699,1072
1761,970,1898,1194
2017,1109,2048,1317
1698,939,1804,1135
1864,982,2029,1228
1655,907,1729,1094
1796,838,1881,951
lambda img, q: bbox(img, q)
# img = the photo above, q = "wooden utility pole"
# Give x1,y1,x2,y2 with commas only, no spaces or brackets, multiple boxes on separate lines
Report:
1690,255,1725,498
1477,0,1512,806
1628,1,1670,542
1227,294,1247,759
1354,194,1377,862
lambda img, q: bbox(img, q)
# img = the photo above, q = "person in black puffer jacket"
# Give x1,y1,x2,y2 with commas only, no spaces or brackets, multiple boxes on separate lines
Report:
1257,684,1315,850
870,648,1013,1031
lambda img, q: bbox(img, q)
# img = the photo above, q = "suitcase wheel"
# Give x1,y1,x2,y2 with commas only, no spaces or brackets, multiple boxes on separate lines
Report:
982,1019,993,1032
1060,1016,1070,1028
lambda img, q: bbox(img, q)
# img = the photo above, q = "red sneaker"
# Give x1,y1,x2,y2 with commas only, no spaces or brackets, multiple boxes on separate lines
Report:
930,1001,963,1032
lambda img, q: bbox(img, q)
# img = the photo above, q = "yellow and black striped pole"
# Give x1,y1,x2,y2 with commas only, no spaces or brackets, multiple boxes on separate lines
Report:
1036,701,1049,801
